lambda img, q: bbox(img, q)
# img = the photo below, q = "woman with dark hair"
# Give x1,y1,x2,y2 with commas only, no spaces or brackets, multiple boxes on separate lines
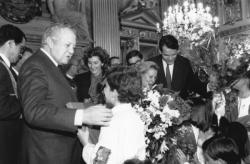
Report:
74,46,109,103
216,121,250,163
77,66,146,164
202,136,241,164
166,100,215,164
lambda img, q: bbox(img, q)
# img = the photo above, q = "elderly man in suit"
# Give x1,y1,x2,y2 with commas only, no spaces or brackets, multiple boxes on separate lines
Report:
148,35,209,99
18,24,112,164
0,24,26,164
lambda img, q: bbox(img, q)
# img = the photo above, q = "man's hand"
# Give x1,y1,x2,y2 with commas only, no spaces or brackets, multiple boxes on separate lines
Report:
82,105,113,126
77,126,89,146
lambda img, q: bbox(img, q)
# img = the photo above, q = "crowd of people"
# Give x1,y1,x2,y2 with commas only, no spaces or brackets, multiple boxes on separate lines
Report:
0,22,250,164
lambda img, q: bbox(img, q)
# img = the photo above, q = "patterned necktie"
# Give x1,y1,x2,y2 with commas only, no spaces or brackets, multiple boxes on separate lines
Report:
165,64,172,89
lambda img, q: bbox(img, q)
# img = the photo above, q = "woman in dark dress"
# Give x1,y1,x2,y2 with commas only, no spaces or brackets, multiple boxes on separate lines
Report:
74,46,109,103
74,46,109,144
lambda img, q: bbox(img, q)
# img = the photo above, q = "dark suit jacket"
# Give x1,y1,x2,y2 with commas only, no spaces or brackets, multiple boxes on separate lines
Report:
148,55,208,99
74,71,91,102
18,50,82,164
0,57,22,164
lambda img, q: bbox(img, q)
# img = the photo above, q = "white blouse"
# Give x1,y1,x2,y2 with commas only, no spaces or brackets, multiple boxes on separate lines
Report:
82,103,146,164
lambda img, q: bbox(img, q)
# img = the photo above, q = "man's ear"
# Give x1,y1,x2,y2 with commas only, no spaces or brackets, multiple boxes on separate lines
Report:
46,37,53,48
6,40,15,49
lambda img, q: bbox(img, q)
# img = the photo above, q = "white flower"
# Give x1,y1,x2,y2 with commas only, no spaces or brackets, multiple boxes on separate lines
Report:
163,105,180,118
160,140,169,153
153,131,165,140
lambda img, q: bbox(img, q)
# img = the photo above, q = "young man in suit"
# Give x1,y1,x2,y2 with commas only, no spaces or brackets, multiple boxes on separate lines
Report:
148,35,209,99
18,24,112,164
0,24,26,164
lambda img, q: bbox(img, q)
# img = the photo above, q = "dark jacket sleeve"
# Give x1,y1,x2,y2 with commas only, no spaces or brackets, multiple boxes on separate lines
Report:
18,63,77,132
0,64,21,120
186,61,209,98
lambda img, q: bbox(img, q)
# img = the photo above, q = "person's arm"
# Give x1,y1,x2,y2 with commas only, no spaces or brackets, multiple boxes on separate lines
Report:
74,105,112,127
18,63,77,132
78,125,113,164
0,64,21,120
187,61,209,98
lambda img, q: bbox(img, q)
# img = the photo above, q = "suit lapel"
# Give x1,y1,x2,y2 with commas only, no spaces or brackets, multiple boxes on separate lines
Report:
172,55,184,90
0,56,18,97
156,56,168,87
38,51,76,100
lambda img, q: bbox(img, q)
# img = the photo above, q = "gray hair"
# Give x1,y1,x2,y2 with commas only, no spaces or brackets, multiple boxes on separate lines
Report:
41,23,76,46
136,61,159,74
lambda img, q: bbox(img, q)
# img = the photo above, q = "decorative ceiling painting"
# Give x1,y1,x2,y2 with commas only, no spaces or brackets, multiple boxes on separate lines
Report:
118,0,162,27
0,0,42,24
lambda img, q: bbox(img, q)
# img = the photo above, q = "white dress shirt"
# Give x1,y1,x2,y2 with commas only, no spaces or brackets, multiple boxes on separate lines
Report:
0,52,11,67
82,103,146,164
162,59,174,79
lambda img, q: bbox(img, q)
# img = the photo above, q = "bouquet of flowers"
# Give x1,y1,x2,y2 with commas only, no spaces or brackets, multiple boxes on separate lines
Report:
209,35,250,92
133,85,191,163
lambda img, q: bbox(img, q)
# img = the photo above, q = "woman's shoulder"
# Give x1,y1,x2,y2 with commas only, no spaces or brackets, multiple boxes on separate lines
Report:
74,71,91,83
111,104,143,125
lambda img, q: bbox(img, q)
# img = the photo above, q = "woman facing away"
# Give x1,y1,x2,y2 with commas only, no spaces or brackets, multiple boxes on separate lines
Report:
202,135,241,164
77,66,146,164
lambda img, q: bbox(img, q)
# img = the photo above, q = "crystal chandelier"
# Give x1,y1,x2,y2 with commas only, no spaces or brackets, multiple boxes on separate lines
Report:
156,1,219,48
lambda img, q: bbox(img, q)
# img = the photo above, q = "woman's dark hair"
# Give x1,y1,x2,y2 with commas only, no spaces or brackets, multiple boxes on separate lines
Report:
0,24,26,46
84,46,110,73
124,158,152,164
218,121,250,161
126,50,143,65
106,66,143,104
159,35,179,51
202,136,241,164
190,100,213,132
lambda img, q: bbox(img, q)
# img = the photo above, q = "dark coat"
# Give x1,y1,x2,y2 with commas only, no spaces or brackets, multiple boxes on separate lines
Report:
74,71,91,102
148,55,208,99
18,50,82,164
0,57,22,164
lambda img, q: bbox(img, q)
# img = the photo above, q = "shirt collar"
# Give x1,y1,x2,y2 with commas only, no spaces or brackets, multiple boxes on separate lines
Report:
40,48,58,67
12,67,19,76
0,52,11,67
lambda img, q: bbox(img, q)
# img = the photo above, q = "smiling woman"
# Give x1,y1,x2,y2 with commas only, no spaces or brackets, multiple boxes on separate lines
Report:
74,46,109,103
